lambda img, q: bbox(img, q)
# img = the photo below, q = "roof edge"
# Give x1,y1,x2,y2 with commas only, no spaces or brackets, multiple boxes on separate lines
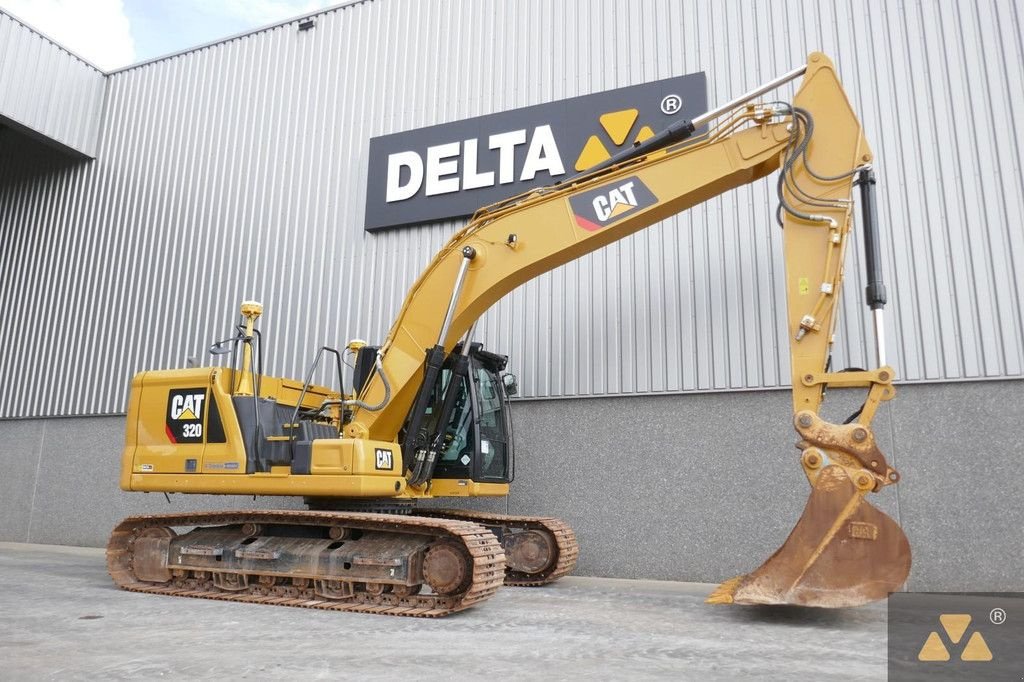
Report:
105,0,373,76
0,7,106,74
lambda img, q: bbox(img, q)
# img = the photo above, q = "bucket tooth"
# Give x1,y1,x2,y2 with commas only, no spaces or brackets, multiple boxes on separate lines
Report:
708,464,911,608
705,576,741,604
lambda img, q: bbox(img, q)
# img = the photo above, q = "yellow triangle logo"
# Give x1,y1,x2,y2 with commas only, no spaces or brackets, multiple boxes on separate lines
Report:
917,613,994,663
917,631,950,661
634,125,655,144
599,108,638,145
960,632,992,661
575,109,662,172
574,135,611,171
177,407,198,421
608,201,634,218
939,614,971,643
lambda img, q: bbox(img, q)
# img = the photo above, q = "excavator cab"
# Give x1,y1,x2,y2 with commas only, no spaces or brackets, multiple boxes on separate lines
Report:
419,343,515,484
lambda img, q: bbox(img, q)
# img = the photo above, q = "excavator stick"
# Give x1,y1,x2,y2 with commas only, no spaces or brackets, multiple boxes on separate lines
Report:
707,465,911,607
705,53,912,608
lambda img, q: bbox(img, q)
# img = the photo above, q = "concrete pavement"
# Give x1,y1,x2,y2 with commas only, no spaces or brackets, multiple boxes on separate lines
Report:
0,542,886,680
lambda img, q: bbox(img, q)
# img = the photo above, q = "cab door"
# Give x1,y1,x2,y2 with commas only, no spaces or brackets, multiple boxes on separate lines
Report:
431,350,514,484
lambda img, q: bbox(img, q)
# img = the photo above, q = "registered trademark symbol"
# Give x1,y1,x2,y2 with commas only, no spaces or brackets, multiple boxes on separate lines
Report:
990,607,1006,625
661,93,682,115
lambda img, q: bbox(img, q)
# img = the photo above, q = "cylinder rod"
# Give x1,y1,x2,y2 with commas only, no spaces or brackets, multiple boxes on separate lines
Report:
873,309,887,368
691,64,807,129
437,246,476,346
460,321,476,356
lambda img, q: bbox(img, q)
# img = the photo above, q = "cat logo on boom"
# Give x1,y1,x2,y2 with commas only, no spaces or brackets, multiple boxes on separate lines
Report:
568,175,658,232
165,388,207,444
593,181,641,221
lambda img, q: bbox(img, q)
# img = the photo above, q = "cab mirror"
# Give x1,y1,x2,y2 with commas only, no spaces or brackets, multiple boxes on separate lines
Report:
501,373,519,396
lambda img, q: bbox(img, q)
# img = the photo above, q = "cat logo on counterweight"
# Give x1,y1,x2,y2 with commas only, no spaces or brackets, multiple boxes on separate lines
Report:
166,388,206,444
375,448,394,470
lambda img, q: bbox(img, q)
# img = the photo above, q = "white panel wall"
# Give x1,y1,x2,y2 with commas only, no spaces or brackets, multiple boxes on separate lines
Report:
0,11,106,157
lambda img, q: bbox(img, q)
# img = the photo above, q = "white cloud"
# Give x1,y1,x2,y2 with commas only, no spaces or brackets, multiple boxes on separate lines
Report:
0,0,135,71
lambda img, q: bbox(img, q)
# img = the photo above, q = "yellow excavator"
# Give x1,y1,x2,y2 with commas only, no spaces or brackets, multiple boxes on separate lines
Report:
108,53,911,616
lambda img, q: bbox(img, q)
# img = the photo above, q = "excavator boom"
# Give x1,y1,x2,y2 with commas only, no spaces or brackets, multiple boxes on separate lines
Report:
347,51,910,607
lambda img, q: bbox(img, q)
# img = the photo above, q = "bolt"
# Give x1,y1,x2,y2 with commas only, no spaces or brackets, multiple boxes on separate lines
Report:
852,427,868,442
811,54,820,62
856,474,872,489
329,526,347,540
804,374,815,384
870,460,878,468
798,414,813,428
862,153,871,162
879,370,890,381
890,472,898,481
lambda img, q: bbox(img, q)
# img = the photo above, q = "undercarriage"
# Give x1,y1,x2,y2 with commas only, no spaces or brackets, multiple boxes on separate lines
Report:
107,508,578,617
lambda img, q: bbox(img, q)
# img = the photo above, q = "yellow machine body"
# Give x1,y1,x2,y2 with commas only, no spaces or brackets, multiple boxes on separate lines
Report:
121,366,508,499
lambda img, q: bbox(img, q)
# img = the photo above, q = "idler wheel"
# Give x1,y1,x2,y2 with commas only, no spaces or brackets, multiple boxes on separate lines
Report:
422,542,469,595
131,526,176,583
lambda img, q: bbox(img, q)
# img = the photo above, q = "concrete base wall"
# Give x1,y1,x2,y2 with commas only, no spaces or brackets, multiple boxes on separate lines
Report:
1,381,1020,592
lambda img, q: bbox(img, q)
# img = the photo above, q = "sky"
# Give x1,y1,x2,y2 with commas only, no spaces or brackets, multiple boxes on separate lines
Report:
0,0,338,71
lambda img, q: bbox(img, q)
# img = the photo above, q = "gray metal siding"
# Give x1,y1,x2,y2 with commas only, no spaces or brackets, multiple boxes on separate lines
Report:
0,0,1022,418
0,11,106,157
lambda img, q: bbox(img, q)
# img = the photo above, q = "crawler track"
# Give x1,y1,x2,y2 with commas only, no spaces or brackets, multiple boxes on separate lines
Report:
420,509,578,586
107,510,505,617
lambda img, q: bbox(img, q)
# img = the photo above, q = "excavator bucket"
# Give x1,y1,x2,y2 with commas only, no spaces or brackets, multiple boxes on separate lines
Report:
707,465,911,608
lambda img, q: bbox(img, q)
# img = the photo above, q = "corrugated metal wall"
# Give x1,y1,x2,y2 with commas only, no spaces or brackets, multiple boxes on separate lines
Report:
1,0,1022,418
0,11,106,157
